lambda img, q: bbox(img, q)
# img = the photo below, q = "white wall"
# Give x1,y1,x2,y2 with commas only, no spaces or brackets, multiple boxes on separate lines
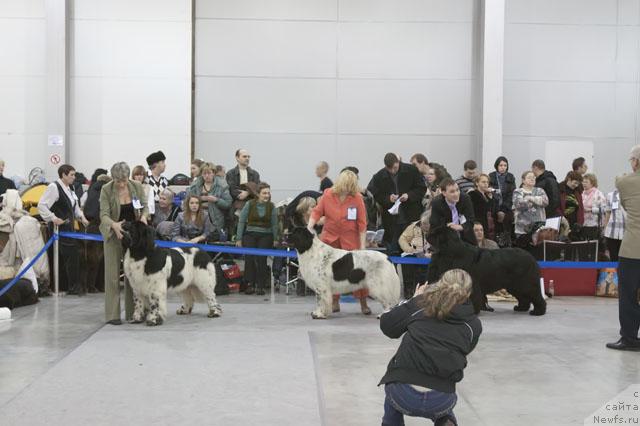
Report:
0,0,47,179
503,0,640,193
195,0,481,202
69,0,192,179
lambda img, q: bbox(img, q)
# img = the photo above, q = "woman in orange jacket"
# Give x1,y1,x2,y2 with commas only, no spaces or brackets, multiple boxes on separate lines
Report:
308,170,371,315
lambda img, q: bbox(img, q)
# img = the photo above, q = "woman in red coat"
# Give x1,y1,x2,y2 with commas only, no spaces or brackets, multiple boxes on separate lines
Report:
308,170,371,315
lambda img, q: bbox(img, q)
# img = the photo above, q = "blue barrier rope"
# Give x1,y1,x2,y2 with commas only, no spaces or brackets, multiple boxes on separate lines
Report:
57,231,618,269
0,234,57,298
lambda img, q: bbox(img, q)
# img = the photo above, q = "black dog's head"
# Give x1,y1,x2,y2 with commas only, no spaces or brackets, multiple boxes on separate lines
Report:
121,221,155,255
286,227,315,255
427,226,465,255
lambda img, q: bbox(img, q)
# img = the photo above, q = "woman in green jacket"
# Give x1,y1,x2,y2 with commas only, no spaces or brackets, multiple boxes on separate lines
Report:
189,162,232,239
236,182,278,295
100,162,149,325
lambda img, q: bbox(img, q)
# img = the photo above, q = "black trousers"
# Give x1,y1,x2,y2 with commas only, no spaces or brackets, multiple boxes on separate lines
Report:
606,238,622,261
401,264,429,299
243,232,274,290
618,257,640,341
388,222,410,256
59,242,80,293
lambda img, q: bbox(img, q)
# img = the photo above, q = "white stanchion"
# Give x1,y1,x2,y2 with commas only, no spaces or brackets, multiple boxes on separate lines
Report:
53,224,59,296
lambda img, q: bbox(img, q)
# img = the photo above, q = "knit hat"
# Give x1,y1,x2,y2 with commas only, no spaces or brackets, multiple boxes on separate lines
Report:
146,151,166,167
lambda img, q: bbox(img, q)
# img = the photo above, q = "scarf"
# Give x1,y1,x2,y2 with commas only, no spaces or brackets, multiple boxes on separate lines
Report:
496,172,507,207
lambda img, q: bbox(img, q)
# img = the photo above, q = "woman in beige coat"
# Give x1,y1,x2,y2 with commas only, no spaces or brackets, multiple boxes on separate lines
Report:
399,212,431,299
100,162,149,325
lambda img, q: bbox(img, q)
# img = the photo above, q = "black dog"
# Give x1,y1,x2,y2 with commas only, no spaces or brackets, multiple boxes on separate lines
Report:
427,227,546,316
0,279,38,310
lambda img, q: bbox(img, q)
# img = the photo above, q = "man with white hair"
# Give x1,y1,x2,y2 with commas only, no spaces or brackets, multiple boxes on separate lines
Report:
607,145,640,351
0,160,16,202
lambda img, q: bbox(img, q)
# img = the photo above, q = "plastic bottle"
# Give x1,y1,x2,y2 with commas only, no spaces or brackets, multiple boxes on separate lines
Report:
549,280,555,297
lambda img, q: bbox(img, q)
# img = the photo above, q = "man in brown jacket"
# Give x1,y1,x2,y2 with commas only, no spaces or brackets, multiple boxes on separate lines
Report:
607,145,640,351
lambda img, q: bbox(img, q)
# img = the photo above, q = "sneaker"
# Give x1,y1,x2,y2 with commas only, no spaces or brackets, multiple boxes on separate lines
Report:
244,286,255,295
256,289,266,296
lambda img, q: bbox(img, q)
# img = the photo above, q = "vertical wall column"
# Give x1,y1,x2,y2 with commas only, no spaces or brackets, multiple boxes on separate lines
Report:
44,0,69,180
481,0,505,172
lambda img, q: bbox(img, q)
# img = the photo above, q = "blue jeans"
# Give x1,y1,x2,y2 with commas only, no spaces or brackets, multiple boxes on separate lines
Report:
382,383,458,426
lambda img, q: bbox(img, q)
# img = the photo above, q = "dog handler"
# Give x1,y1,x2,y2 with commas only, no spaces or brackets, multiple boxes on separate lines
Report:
379,269,482,425
100,162,149,325
307,170,371,315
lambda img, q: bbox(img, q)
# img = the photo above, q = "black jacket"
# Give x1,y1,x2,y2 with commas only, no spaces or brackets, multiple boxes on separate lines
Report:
535,171,560,218
319,177,333,192
225,166,261,201
468,189,497,233
488,171,516,213
367,163,426,228
430,193,477,245
379,298,482,393
83,180,108,221
0,175,16,199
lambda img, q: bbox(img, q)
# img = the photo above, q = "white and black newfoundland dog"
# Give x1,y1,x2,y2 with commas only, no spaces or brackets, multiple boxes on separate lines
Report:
288,227,401,319
121,221,222,326
427,226,546,316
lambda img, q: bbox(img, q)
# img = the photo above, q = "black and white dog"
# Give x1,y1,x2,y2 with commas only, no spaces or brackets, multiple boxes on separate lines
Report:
121,221,222,326
288,227,401,319
427,226,546,316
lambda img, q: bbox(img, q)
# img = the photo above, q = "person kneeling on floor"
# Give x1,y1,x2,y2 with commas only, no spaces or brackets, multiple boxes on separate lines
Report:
378,269,482,426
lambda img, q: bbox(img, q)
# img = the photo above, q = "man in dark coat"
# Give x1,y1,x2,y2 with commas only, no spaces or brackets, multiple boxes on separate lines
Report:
0,160,16,203
430,178,477,245
367,153,426,254
226,149,261,202
532,159,560,218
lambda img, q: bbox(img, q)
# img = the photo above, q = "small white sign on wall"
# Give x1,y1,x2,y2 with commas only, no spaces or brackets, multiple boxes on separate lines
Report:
47,135,64,147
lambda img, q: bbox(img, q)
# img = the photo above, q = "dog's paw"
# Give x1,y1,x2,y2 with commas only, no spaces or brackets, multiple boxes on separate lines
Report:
311,312,327,320
176,306,193,315
208,309,221,318
529,310,546,316
145,317,164,326
130,318,144,324
513,305,530,312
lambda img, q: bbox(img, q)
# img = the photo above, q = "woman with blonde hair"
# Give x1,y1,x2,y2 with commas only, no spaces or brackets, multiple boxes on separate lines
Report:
379,269,482,426
307,170,371,314
295,196,317,225
398,211,432,298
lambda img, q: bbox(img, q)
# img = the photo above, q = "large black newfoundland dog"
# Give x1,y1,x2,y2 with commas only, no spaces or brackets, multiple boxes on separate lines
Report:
427,227,546,316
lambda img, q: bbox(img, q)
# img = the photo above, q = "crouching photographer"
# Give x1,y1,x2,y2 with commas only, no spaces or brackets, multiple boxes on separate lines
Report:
378,269,482,426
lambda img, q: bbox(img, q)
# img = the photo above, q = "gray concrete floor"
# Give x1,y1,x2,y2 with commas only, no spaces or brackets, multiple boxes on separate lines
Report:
1,292,638,426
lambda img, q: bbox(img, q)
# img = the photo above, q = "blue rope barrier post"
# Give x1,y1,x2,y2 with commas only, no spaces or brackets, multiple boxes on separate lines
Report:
54,224,59,296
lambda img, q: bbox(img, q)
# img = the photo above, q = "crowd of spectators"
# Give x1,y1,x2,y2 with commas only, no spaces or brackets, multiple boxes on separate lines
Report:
0,146,627,300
